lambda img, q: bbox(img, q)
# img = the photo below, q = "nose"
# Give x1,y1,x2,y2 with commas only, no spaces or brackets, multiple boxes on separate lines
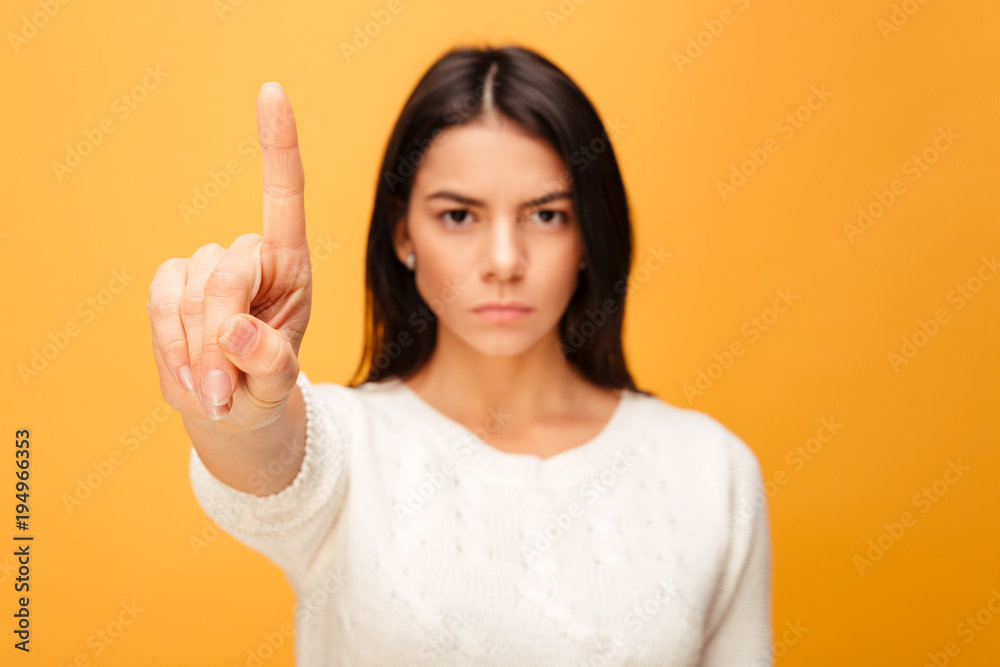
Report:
480,215,526,282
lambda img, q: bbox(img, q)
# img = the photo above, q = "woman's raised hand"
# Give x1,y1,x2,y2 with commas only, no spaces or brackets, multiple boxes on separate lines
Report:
147,82,312,431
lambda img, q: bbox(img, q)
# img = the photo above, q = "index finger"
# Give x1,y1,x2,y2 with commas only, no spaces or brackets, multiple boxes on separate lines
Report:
257,82,307,253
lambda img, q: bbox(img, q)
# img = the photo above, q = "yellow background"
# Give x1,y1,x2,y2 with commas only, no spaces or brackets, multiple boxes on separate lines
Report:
2,0,998,664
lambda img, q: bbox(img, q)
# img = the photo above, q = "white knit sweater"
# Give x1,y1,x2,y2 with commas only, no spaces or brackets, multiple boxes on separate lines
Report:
188,370,773,666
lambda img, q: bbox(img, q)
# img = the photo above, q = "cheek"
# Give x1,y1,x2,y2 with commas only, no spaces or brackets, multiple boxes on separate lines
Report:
533,252,581,312
414,246,468,317
546,243,582,287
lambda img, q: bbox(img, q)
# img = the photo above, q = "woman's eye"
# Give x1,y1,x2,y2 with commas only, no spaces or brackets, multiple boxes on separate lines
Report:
441,209,472,226
439,209,567,227
528,209,567,226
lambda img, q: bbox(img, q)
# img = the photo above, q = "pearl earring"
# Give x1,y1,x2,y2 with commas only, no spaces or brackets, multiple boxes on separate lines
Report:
405,252,416,270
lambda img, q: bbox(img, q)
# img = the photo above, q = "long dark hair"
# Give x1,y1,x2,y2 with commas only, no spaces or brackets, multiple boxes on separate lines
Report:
346,44,647,396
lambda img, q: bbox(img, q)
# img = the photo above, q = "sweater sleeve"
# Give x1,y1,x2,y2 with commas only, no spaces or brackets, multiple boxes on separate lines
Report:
187,370,350,584
698,432,773,666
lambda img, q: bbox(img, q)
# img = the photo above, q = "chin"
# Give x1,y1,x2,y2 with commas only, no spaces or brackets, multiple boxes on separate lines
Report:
450,327,551,358
470,334,541,357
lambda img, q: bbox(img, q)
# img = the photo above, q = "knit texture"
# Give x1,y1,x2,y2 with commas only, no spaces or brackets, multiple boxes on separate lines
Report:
188,370,773,666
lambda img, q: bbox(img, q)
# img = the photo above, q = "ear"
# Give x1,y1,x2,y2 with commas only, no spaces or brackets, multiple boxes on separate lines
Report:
392,214,412,265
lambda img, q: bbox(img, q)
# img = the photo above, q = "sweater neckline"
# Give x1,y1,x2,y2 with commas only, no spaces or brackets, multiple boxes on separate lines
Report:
379,377,641,487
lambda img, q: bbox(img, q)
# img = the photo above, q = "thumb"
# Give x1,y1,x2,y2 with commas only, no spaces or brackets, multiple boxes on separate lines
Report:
218,313,299,406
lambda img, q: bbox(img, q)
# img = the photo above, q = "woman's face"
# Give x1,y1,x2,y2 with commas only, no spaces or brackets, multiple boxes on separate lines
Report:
394,114,585,357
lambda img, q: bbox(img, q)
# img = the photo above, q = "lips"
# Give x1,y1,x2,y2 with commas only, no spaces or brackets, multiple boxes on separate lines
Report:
473,302,531,311
473,303,533,322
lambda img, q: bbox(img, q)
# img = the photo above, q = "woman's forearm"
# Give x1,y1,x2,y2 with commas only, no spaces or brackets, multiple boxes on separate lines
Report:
182,383,306,496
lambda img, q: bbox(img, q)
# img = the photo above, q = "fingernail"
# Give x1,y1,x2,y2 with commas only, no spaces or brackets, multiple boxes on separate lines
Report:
199,392,229,421
260,81,282,92
207,402,230,421
220,318,256,356
202,369,232,407
178,365,196,396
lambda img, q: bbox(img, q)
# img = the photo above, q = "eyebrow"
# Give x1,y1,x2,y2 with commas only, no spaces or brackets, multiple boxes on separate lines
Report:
425,190,573,208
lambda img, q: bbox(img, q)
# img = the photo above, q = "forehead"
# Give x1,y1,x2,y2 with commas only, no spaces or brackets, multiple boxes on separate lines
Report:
413,117,569,202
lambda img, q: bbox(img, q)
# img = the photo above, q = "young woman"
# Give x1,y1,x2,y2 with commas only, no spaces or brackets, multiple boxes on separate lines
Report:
148,45,773,666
